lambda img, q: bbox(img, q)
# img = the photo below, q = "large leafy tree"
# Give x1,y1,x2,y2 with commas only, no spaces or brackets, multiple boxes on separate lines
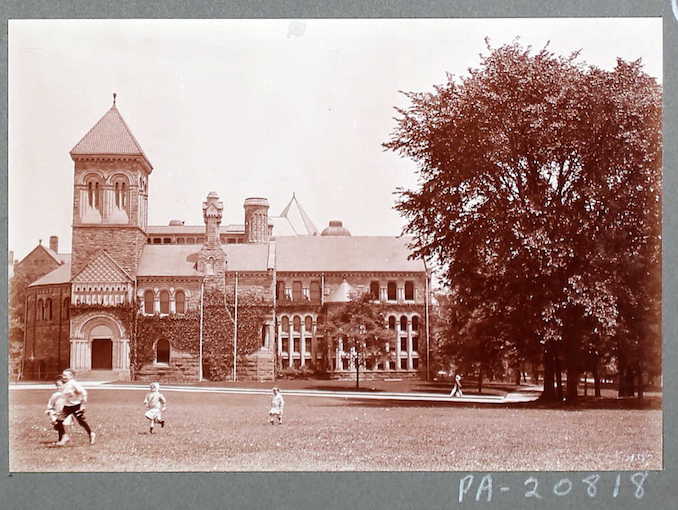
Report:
322,294,392,389
384,41,661,402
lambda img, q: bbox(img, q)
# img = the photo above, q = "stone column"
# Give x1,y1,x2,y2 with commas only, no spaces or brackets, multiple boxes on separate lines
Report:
71,339,90,370
120,339,130,369
395,326,401,371
154,288,160,314
277,321,283,356
169,288,176,314
407,318,414,370
300,321,306,367
379,287,387,301
397,287,405,302
288,330,294,368
311,320,317,365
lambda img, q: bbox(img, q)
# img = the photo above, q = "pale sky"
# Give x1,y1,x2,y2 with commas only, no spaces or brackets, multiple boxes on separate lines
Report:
8,18,662,260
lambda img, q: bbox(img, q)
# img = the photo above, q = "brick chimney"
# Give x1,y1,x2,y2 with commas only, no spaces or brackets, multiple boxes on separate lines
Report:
49,236,59,253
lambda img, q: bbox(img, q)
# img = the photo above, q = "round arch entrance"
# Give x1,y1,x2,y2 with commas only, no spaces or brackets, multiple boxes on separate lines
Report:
91,324,113,369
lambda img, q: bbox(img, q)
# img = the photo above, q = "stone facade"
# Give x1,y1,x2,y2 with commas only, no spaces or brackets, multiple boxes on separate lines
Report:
17,101,431,382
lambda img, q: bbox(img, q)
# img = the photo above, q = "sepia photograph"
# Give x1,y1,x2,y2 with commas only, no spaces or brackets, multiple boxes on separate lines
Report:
7,17,662,472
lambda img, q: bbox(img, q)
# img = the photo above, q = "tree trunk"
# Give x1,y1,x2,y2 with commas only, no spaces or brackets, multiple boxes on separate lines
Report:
478,365,483,394
566,361,579,404
555,355,563,401
356,357,360,390
514,367,521,386
593,360,601,397
542,348,556,401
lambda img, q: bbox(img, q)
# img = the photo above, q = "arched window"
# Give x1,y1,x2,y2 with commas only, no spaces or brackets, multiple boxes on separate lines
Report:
144,290,155,314
114,178,128,209
281,316,290,335
400,316,408,332
206,257,215,275
156,339,170,364
412,315,419,331
38,299,44,321
87,180,101,209
404,281,414,300
63,298,70,320
388,316,396,330
46,298,53,321
305,316,313,334
159,290,170,314
293,316,301,333
175,290,186,314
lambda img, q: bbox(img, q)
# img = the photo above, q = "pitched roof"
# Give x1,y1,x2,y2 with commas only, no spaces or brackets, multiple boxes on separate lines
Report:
223,244,270,272
138,245,203,277
274,236,425,273
29,255,72,286
70,104,152,169
273,193,318,236
71,251,134,283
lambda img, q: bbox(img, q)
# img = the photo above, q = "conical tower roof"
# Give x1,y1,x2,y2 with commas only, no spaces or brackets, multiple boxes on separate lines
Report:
70,97,152,169
279,193,318,236
326,279,356,303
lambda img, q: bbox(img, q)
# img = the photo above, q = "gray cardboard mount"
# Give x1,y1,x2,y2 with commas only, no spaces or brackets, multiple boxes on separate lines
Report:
0,1,675,509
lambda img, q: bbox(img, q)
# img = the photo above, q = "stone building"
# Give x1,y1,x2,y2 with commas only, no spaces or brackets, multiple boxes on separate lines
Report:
19,99,431,382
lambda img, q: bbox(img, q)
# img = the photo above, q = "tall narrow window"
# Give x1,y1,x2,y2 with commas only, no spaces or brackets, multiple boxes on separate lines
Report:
293,316,301,333
159,290,170,314
281,316,290,335
175,290,186,314
387,281,397,301
370,281,380,300
144,290,155,314
310,281,321,302
115,182,120,207
404,281,414,301
400,316,408,332
388,316,396,330
46,298,53,321
292,281,302,301
88,182,94,206
276,281,285,301
305,316,313,334
94,182,100,209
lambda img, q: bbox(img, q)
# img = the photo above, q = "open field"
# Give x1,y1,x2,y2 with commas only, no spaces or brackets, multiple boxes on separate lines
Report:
9,387,661,471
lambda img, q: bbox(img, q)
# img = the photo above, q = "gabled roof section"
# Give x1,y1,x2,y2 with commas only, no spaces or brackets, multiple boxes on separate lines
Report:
29,255,72,287
274,193,319,236
70,103,153,169
71,250,134,283
138,245,203,277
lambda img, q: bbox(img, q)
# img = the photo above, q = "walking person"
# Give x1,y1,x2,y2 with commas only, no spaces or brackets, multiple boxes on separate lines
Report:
449,374,463,398
268,387,284,425
55,369,96,446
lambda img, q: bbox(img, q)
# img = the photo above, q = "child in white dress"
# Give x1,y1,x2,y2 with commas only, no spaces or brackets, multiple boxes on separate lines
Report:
269,387,284,425
144,382,167,434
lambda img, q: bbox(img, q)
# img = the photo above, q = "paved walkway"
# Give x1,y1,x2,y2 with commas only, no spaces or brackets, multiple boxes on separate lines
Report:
9,382,541,404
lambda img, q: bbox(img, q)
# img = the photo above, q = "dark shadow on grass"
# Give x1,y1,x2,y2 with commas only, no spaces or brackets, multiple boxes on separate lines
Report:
325,395,661,410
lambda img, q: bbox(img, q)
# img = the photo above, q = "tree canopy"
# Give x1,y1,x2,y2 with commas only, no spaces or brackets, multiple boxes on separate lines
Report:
385,41,661,401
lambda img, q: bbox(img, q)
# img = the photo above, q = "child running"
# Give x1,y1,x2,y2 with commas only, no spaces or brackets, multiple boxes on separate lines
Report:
144,382,167,434
45,376,73,444
268,387,284,425
55,369,96,446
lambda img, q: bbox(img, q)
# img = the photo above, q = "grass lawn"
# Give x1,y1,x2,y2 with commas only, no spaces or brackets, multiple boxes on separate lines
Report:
9,388,661,471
